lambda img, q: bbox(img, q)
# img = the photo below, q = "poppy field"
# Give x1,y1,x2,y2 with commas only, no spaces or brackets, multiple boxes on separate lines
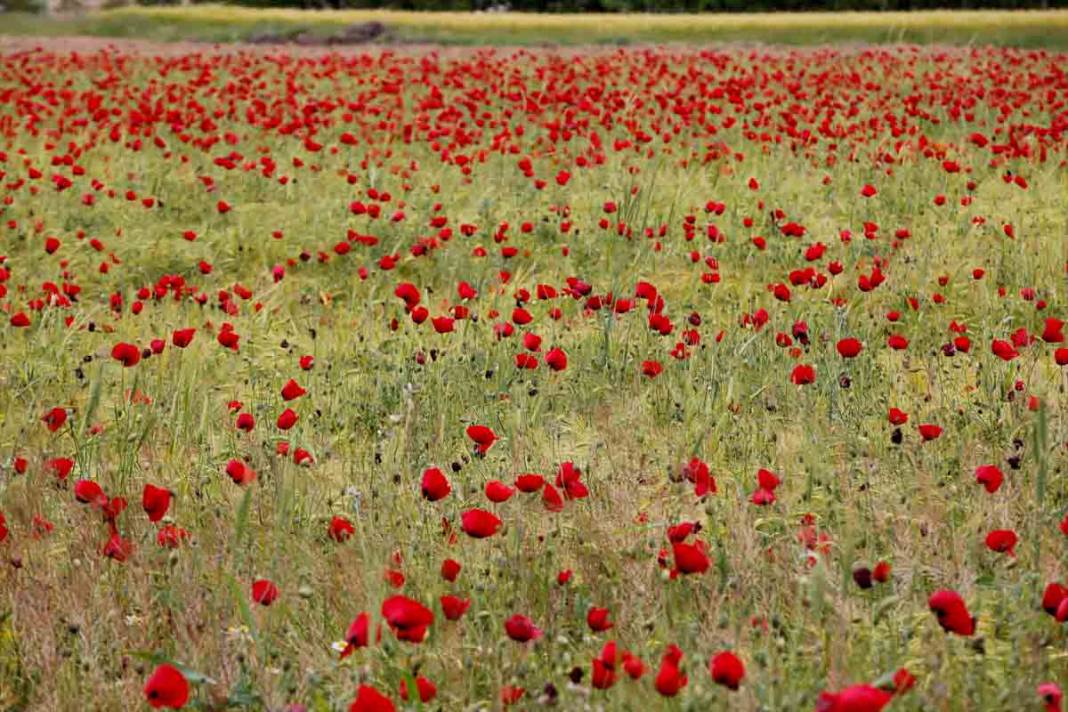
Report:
0,42,1066,711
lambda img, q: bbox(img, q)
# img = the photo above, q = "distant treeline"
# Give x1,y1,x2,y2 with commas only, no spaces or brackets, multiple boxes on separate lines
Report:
135,0,1064,11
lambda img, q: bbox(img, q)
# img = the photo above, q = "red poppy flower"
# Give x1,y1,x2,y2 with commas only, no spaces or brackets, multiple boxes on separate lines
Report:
500,686,525,706
381,595,433,642
111,342,141,367
816,684,892,712
102,532,133,562
709,650,745,690
398,676,436,704
349,684,395,712
172,328,196,348
142,484,172,522
420,467,451,501
1038,684,1062,712
440,558,461,582
144,664,189,709
251,579,279,606
515,473,545,492
642,360,664,377
485,480,514,503
586,606,613,632
460,508,502,538
280,379,306,401
836,338,863,358
975,464,1004,493
916,423,942,441
928,589,975,636
991,339,1019,361
276,408,298,430
886,334,909,351
440,594,471,621
654,645,687,697
329,516,355,542
544,347,568,371
41,407,67,432
225,459,256,485
154,522,188,548
504,614,542,642
984,529,1017,555
74,479,106,507
465,425,497,455
672,540,710,574
235,412,254,432
47,457,75,480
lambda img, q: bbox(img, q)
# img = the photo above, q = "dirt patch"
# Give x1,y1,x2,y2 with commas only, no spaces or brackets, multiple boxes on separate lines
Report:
246,21,388,46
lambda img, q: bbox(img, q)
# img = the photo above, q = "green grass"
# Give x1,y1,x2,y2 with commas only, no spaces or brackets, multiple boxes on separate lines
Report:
0,43,1065,711
2,6,1068,47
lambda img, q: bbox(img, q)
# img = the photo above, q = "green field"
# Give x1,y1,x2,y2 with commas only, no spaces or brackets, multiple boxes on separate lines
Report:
2,6,1068,47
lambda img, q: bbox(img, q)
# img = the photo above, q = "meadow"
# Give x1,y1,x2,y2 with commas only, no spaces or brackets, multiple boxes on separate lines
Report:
0,40,1066,711
2,7,1068,47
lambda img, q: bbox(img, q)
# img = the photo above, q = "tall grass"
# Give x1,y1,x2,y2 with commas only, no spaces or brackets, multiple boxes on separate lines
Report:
2,6,1068,46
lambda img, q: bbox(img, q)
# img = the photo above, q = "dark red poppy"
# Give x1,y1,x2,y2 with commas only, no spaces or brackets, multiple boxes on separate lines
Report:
709,650,745,690
504,614,542,642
